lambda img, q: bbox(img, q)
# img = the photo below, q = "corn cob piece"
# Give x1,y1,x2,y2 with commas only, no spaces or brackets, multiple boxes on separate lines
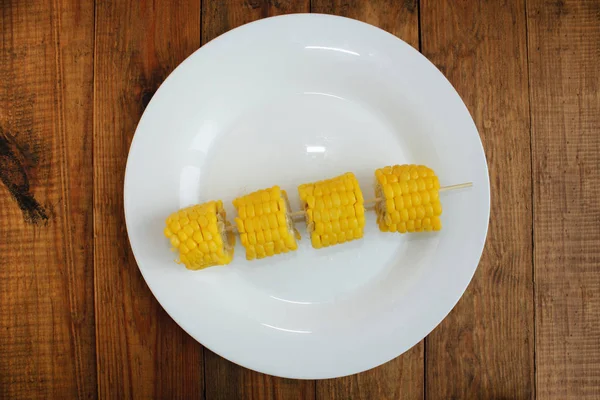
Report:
298,172,365,249
233,186,300,260
374,164,442,233
163,201,235,270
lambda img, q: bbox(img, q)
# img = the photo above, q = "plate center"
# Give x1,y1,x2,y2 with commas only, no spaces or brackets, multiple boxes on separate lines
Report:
196,91,412,304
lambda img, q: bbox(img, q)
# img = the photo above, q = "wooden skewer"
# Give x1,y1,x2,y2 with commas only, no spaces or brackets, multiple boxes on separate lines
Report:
364,182,473,207
290,210,306,219
226,182,472,232
438,182,473,192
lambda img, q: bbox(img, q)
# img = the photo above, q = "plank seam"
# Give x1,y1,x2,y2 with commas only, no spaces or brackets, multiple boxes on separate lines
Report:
92,0,100,398
417,2,426,399
523,1,536,399
199,0,207,398
417,0,422,57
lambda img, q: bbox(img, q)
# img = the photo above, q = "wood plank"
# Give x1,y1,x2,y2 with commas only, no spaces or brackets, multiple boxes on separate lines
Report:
93,1,203,398
311,0,419,50
0,0,96,398
421,1,534,399
205,350,317,400
201,1,314,399
527,0,600,398
316,346,423,400
202,0,310,44
309,1,423,399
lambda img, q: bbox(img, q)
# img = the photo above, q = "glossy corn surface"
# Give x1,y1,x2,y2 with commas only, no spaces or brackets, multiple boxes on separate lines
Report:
233,186,300,260
298,172,365,249
375,164,442,233
163,201,235,270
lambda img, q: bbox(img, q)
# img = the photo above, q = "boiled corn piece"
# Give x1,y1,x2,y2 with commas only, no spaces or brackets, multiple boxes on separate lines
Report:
298,172,365,249
233,186,300,260
374,164,442,233
163,200,235,270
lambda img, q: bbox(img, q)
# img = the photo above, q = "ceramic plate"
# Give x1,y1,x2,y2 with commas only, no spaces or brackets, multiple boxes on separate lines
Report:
124,14,490,379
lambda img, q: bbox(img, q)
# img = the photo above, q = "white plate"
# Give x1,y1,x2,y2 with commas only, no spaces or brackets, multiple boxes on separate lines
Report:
124,14,489,379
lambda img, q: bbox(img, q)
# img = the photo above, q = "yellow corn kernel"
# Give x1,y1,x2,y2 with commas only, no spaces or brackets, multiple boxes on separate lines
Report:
235,218,245,233
412,192,421,207
398,222,407,233
186,239,197,250
340,219,349,231
408,208,417,220
163,201,235,270
177,231,188,242
256,230,265,244
271,228,280,241
246,246,256,261
384,185,394,199
421,191,431,205
268,214,278,229
400,180,409,194
432,216,442,231
260,215,269,230
331,220,340,233
256,244,266,259
415,219,422,231
264,229,273,242
265,242,275,257
357,215,365,228
278,225,289,239
425,205,434,217
233,186,299,260
374,164,443,234
401,209,409,222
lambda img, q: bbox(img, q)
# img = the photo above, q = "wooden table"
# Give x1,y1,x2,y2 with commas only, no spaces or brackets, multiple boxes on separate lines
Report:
1,0,598,398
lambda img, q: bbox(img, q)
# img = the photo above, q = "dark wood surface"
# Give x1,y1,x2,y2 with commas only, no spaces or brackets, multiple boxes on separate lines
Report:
1,0,598,398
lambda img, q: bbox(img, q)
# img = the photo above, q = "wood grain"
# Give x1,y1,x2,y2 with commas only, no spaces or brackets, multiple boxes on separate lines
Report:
202,1,314,399
0,1,96,398
311,0,419,50
205,349,316,400
93,1,203,398
316,345,423,400
527,0,600,398
202,0,310,43
421,1,534,399
310,1,423,399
